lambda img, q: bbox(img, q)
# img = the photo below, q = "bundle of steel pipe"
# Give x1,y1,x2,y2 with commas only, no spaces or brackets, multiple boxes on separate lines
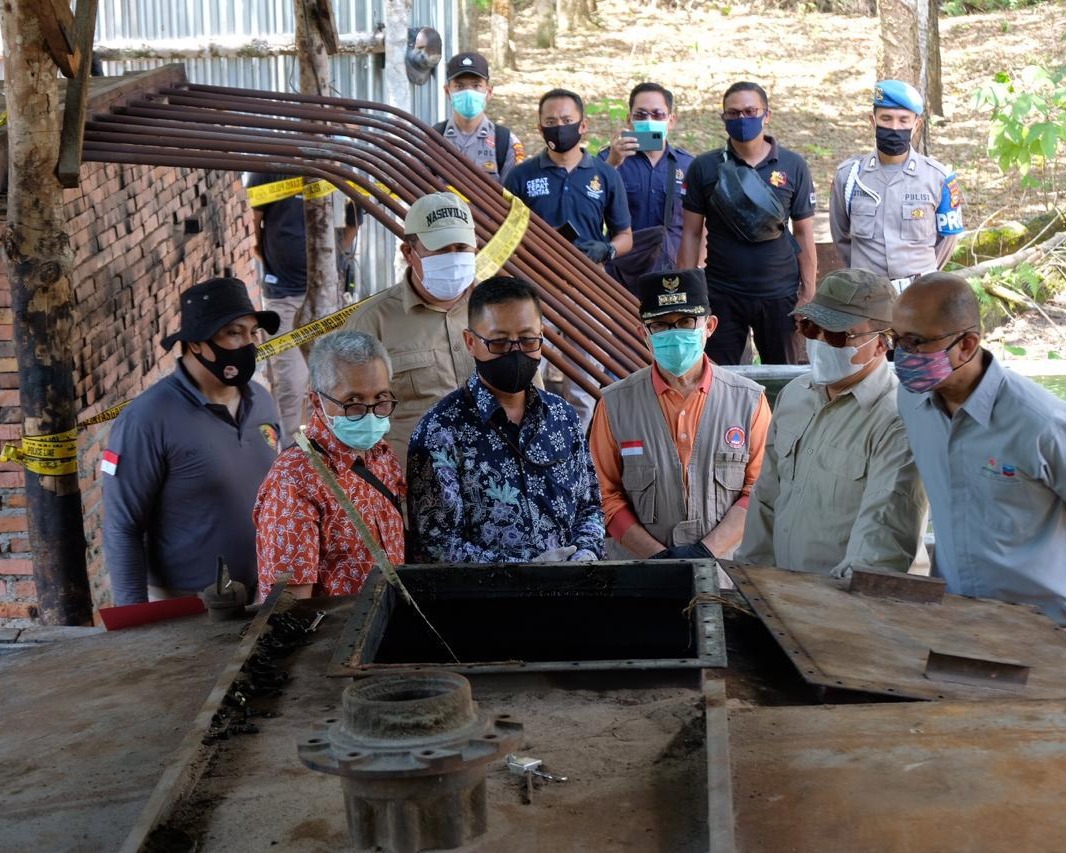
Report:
81,83,653,396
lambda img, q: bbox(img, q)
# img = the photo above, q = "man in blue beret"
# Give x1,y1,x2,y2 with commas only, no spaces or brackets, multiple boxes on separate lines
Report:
829,80,964,293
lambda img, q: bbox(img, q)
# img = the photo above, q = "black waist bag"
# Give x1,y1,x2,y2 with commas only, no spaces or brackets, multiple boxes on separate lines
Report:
710,154,787,243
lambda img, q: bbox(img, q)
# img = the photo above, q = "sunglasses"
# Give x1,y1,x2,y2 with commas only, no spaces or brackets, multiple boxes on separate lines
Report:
796,317,888,349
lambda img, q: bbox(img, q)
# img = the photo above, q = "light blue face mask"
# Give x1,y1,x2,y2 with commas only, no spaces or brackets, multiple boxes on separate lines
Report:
632,118,668,139
326,411,391,452
451,89,487,120
650,328,705,377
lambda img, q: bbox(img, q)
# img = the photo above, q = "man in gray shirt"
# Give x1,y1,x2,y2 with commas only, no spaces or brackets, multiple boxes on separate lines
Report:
102,277,281,605
893,272,1066,624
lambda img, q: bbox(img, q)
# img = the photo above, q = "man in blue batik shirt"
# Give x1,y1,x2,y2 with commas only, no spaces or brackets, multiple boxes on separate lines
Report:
406,276,605,563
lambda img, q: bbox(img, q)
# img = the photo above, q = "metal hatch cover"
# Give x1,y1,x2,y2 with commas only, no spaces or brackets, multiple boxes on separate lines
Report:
731,698,1066,853
723,562,1066,701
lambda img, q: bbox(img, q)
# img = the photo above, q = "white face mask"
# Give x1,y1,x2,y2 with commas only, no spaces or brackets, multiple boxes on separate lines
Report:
806,337,871,386
419,252,476,301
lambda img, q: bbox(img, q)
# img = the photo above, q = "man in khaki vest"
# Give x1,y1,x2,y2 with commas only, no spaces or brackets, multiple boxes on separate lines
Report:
589,268,771,559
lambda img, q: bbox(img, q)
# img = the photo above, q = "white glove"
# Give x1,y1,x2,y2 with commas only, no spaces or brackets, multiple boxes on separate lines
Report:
829,563,853,579
569,549,598,562
532,545,578,562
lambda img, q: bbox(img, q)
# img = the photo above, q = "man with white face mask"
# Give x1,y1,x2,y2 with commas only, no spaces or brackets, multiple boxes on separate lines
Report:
345,192,478,468
589,269,771,560
736,268,926,577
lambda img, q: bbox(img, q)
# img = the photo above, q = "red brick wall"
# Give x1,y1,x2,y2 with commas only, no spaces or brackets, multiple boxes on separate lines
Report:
0,162,258,619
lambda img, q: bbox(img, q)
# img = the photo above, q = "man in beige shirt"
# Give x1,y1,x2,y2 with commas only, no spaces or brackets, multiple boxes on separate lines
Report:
736,268,927,577
345,192,477,467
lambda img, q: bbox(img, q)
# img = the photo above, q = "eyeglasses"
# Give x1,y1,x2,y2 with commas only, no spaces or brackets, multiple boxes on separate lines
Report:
796,317,888,349
720,107,766,121
887,327,975,354
632,109,669,121
468,329,544,355
646,316,701,334
318,391,398,421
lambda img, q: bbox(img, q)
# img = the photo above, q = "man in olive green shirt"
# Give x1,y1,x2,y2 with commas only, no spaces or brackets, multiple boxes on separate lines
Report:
736,268,927,576
345,192,477,467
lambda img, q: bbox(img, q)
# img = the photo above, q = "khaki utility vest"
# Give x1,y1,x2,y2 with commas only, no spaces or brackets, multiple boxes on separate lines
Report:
602,366,763,558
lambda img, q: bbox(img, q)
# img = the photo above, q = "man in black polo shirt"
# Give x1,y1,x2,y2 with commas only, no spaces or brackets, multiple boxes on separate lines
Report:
678,81,816,365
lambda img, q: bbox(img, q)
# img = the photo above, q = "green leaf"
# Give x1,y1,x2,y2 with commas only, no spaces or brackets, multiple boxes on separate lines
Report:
1049,351,1063,360
1004,344,1028,356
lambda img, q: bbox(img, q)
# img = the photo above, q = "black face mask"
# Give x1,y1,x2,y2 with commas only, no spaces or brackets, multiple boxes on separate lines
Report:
194,340,257,387
542,123,582,154
875,126,912,156
475,351,540,394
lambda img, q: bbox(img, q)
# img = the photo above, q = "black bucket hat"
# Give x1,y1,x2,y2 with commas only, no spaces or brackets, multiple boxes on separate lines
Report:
161,277,280,351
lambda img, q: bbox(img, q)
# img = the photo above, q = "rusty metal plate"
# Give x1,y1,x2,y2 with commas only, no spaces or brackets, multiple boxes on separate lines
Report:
723,563,1066,700
731,698,1066,853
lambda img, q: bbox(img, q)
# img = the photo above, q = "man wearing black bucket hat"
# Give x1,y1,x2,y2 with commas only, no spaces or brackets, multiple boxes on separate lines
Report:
103,277,282,605
589,268,770,562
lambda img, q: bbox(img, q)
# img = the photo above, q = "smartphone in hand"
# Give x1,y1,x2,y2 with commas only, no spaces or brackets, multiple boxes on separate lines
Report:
622,130,665,152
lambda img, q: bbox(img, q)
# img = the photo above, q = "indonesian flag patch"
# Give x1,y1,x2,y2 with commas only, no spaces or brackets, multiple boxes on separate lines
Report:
620,440,644,457
101,450,119,476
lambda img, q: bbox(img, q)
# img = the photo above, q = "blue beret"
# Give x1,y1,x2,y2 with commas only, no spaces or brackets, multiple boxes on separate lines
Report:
873,80,923,115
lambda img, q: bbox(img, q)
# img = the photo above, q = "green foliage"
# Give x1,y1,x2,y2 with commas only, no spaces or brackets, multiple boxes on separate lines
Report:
972,64,1066,208
584,97,629,123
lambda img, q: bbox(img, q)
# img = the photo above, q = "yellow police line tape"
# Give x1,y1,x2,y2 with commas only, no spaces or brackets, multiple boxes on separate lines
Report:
0,193,530,476
246,176,470,208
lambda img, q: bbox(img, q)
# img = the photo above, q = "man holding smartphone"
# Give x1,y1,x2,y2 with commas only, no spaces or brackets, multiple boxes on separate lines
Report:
600,83,694,289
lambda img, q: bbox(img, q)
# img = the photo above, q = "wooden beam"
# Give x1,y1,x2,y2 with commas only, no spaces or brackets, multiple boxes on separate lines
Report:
57,0,98,187
313,0,340,54
32,0,77,77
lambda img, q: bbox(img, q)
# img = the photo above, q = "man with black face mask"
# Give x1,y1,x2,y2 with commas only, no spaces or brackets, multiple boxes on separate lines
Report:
103,277,281,605
830,80,964,293
406,276,605,564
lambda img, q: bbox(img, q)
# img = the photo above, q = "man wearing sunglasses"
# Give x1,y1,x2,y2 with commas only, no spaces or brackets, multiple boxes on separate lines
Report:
736,269,926,577
407,276,604,564
599,83,695,287
589,269,770,561
255,330,406,598
830,81,963,294
893,273,1066,624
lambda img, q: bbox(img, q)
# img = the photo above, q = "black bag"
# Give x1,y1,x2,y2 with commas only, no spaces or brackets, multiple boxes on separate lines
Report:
709,152,787,243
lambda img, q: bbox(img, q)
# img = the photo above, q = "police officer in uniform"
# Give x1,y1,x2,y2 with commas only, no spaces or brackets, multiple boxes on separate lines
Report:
435,52,525,184
830,80,964,294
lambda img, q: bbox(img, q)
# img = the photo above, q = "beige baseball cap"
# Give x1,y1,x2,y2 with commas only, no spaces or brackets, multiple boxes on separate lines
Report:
792,268,897,332
403,192,476,251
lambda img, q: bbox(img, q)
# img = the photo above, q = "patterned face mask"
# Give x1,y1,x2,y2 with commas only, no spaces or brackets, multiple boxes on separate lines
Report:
893,333,967,393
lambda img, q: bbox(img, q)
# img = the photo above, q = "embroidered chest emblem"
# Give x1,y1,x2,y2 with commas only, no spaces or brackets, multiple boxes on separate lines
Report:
769,171,787,188
724,426,746,448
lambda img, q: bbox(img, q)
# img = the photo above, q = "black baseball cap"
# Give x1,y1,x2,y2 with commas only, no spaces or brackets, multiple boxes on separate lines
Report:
162,277,280,351
637,269,710,320
446,52,490,82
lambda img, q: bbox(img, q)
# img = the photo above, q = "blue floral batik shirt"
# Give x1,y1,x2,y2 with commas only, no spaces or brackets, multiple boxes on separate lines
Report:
407,373,605,563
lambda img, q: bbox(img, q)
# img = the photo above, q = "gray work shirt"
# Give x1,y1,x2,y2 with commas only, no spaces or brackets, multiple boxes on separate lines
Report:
737,359,926,575
898,351,1066,624
829,150,963,280
102,364,280,604
440,115,523,184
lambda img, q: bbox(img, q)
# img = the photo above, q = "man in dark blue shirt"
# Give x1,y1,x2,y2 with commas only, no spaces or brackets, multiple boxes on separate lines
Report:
678,81,817,366
599,82,694,282
504,88,632,264
406,276,604,563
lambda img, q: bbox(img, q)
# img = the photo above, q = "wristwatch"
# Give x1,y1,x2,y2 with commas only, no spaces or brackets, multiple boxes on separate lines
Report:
607,244,617,261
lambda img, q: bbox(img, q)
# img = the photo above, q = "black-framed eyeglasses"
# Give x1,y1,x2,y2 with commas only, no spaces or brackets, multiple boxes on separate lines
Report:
721,107,766,121
796,317,888,349
468,329,543,355
632,109,669,121
646,316,701,335
318,391,397,421
887,327,976,354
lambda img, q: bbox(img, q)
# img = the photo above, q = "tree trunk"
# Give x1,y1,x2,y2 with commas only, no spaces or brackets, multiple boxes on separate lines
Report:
877,0,920,86
923,0,944,117
534,0,557,49
556,0,594,34
457,0,482,53
294,0,340,332
0,1,93,625
490,0,515,71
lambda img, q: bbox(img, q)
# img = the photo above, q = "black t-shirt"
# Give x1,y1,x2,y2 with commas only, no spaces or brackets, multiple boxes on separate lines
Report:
247,172,308,299
682,137,815,299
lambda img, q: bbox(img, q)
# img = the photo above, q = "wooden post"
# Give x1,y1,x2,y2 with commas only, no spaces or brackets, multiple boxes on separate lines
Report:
293,0,341,332
0,0,93,625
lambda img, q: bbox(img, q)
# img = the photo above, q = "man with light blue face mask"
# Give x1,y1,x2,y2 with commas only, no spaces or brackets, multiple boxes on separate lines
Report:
255,330,406,600
589,269,771,561
433,52,524,183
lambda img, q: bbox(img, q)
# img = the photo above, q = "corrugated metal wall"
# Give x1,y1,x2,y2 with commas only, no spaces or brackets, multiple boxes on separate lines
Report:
14,1,459,295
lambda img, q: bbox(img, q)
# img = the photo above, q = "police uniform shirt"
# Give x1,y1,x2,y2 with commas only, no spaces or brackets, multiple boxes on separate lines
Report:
682,137,816,300
829,150,963,281
597,144,694,264
504,150,632,245
440,115,524,184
